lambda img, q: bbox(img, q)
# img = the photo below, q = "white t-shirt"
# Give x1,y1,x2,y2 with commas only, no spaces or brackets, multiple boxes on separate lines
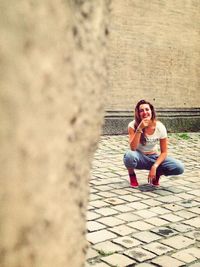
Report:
128,120,167,153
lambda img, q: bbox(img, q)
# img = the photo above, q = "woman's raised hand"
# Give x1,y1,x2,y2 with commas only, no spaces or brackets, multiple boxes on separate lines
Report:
138,118,150,130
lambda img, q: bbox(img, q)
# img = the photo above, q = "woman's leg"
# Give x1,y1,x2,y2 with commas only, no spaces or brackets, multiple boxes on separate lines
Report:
158,157,184,176
124,151,184,186
123,150,156,170
147,155,184,186
123,150,156,187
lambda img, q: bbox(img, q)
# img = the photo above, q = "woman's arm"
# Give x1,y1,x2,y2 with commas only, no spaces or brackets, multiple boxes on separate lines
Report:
128,127,142,150
128,119,150,150
154,138,168,166
148,138,168,180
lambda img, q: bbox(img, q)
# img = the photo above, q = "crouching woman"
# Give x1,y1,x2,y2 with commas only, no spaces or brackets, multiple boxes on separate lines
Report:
123,99,184,187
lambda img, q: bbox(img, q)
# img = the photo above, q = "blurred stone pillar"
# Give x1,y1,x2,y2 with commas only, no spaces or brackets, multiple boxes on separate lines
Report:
0,1,110,266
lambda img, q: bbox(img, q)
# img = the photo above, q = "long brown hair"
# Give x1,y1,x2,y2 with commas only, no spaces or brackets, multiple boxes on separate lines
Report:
134,99,156,145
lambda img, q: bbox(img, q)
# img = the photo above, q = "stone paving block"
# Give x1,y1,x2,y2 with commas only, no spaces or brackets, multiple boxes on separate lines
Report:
134,264,155,267
152,189,173,196
127,201,149,210
88,205,96,211
112,236,141,248
164,203,183,211
87,262,110,267
90,200,110,208
87,229,117,244
110,224,137,236
93,240,123,253
189,207,200,214
147,206,170,215
116,212,142,222
174,210,197,219
91,180,113,186
97,191,118,198
95,207,119,216
184,217,200,227
145,217,169,226
111,188,131,195
169,222,194,233
128,221,153,231
90,187,99,193
159,213,183,222
112,204,133,212
141,192,158,198
87,221,106,232
134,209,157,219
106,178,124,184
171,247,200,263
178,200,199,208
184,230,200,242
104,197,126,205
87,211,101,220
189,263,200,267
101,253,136,266
94,185,114,191
177,192,196,200
176,185,192,192
90,194,102,201
86,247,99,260
142,241,173,255
151,226,177,237
133,231,161,243
161,235,195,249
109,183,128,189
163,186,185,194
119,194,141,202
141,199,161,206
124,247,156,262
156,195,183,203
151,255,185,267
131,192,151,199
97,216,124,227
94,180,115,187
189,189,200,197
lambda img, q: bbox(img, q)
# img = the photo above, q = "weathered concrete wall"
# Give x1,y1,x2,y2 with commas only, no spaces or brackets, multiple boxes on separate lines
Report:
107,0,200,110
0,1,109,267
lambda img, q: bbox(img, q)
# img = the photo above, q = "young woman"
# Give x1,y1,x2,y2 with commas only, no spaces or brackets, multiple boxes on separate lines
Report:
123,99,184,187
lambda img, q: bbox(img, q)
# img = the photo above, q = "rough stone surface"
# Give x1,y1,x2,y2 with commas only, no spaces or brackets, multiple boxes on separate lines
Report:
0,1,109,267
107,0,200,110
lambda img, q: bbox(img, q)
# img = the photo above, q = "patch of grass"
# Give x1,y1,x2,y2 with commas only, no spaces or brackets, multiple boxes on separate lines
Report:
97,249,114,257
177,133,190,140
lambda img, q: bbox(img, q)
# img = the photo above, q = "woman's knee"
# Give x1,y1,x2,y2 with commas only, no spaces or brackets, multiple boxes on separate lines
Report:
170,160,184,175
176,161,184,175
162,158,184,176
123,150,138,168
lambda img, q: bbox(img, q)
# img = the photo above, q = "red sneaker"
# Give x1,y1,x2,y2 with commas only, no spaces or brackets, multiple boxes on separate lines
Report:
152,178,160,186
130,174,139,187
152,174,161,186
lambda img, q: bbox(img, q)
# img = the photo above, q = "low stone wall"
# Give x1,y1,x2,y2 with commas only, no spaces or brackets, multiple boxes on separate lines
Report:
103,108,200,135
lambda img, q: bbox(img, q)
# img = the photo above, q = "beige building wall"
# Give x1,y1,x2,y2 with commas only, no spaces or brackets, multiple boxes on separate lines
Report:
0,1,109,267
107,0,200,111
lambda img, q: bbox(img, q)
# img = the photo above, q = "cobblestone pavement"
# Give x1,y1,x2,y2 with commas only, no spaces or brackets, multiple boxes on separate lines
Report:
85,133,200,267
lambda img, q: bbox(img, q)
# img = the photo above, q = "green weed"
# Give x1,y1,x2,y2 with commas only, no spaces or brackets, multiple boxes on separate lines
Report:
97,249,114,257
177,133,190,140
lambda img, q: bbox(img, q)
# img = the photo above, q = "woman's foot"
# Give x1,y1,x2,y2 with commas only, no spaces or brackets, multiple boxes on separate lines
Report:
129,173,139,187
152,176,160,186
152,171,163,186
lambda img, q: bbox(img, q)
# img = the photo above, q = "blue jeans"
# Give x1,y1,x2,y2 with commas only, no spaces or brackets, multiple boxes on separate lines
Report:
123,150,184,176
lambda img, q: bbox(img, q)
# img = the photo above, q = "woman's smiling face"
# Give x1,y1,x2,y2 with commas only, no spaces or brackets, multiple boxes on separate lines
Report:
139,104,152,120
